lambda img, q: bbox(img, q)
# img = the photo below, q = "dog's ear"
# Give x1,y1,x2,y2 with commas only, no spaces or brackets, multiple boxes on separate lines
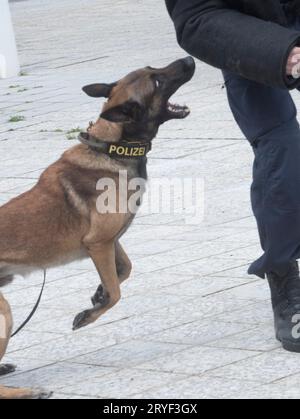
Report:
82,83,116,98
101,101,145,123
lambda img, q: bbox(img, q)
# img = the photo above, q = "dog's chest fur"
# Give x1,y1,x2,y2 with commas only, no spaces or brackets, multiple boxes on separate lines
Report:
61,145,147,230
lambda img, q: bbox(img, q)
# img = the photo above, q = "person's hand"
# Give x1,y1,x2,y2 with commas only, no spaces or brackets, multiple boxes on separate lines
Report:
287,47,300,78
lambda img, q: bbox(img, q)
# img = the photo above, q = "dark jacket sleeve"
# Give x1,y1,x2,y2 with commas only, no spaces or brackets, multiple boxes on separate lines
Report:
166,0,300,89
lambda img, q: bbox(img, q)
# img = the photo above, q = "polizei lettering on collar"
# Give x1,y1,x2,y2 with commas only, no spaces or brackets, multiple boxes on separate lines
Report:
108,144,147,157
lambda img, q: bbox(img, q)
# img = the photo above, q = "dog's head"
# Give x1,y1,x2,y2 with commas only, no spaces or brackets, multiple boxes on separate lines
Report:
82,57,195,143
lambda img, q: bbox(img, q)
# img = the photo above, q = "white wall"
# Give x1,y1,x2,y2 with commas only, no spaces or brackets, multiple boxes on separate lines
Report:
0,0,20,78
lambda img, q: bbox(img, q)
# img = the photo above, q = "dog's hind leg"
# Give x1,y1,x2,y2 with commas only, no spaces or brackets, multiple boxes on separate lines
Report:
0,386,52,400
0,292,13,361
0,292,51,399
91,241,132,306
0,294,16,380
73,242,121,330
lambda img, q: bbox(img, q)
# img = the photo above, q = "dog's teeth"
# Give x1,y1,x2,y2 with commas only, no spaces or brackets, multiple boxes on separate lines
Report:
167,102,190,117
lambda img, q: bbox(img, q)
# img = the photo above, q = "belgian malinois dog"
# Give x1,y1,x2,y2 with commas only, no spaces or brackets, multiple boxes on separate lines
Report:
0,57,195,398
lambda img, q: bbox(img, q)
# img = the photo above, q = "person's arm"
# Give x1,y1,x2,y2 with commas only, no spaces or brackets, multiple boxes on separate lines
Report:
166,0,300,89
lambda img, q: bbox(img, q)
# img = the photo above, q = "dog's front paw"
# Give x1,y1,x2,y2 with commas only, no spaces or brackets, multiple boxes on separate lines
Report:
0,364,16,376
72,309,93,331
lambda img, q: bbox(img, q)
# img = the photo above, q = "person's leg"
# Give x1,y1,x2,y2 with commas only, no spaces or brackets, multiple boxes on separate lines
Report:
223,70,300,278
223,71,300,352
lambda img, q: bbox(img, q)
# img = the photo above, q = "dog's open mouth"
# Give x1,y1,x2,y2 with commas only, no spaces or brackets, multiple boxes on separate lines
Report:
167,101,190,119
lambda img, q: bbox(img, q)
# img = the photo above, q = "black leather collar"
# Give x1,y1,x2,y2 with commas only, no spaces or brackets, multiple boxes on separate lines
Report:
78,132,152,159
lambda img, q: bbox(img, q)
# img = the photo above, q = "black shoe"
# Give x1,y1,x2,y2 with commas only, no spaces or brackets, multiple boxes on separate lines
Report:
267,261,300,353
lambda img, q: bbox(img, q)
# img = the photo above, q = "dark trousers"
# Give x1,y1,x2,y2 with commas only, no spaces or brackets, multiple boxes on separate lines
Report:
223,13,300,278
222,17,300,278
224,72,300,278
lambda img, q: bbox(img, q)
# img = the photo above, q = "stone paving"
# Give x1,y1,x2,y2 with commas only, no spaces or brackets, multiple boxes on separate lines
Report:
1,0,300,399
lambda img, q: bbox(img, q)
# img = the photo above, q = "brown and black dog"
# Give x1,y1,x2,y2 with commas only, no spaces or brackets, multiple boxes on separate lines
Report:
0,57,195,399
